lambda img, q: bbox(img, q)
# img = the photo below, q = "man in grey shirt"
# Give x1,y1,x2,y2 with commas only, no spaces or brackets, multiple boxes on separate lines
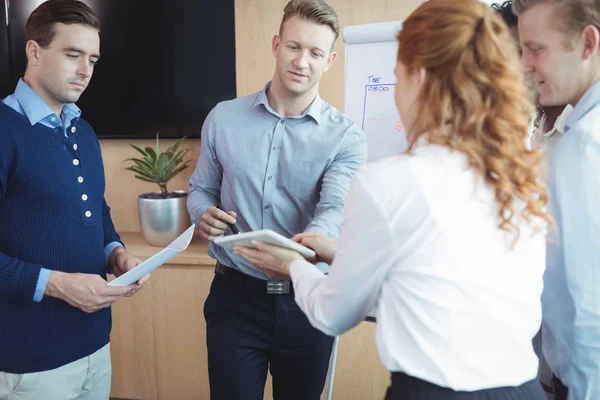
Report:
187,1,366,398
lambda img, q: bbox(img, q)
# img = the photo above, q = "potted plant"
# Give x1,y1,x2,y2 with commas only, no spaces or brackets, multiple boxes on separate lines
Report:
124,134,193,247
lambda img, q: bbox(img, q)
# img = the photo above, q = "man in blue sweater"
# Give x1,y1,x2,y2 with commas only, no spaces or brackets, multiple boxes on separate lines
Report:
0,1,149,399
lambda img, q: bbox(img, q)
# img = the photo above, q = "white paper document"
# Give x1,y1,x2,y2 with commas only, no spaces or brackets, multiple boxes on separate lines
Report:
108,224,195,286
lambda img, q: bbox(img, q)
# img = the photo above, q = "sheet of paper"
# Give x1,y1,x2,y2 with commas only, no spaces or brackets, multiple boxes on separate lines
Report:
108,224,195,286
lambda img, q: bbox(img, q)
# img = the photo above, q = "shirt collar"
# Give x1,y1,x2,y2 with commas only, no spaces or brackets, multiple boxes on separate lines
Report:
253,81,322,124
542,104,573,139
564,80,600,134
13,78,81,126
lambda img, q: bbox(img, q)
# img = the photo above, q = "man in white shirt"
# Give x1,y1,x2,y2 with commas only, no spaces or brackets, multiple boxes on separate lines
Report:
530,104,572,400
515,0,600,399
513,10,571,398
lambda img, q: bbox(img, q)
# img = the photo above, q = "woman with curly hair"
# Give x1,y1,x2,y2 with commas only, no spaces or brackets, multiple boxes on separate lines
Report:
233,0,551,398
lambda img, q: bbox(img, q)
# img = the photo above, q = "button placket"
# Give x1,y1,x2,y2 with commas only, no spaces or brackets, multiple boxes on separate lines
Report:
78,174,92,220
68,134,90,221
262,119,285,225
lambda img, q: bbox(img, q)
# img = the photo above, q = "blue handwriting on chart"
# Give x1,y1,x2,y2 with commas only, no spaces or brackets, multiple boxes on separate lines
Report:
366,76,391,92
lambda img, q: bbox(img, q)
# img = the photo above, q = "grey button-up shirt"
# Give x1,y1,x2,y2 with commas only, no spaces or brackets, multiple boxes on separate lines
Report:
188,83,367,279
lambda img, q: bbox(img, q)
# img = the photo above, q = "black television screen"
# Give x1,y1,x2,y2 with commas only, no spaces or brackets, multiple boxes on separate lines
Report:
0,0,11,97
2,0,236,139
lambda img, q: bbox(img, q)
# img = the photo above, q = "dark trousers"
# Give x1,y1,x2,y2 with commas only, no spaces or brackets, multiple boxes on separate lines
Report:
385,373,546,400
204,266,335,400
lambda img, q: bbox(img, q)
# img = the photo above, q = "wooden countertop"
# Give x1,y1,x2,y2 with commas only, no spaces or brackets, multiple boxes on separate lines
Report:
118,232,215,266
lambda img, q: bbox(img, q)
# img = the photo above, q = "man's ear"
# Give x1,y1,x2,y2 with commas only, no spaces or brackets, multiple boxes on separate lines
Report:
581,25,600,60
272,34,281,58
25,40,43,67
324,51,337,72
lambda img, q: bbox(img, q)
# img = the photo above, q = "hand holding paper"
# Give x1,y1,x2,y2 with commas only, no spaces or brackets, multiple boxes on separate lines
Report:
108,224,195,287
109,248,148,296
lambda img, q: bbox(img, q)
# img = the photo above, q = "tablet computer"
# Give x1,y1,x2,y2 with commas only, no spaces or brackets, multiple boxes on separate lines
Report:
214,229,316,258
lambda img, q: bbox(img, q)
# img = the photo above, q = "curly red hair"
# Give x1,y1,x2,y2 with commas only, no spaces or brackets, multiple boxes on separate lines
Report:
398,0,552,243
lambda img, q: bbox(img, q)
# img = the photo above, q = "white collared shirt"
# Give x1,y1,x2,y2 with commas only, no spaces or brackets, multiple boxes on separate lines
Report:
530,105,572,151
289,144,546,391
530,105,573,183
543,81,600,400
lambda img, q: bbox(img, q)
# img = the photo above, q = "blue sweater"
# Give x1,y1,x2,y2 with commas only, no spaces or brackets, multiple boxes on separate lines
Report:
0,102,121,373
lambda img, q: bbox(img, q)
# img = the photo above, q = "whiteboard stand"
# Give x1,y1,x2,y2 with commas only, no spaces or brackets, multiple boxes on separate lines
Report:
324,335,340,400
322,317,375,399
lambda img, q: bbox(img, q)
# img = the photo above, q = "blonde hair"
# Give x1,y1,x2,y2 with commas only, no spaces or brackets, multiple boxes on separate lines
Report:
513,0,600,49
279,0,340,43
398,0,552,243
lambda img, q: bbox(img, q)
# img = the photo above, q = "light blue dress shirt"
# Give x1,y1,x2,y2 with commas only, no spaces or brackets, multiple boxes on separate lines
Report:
188,82,367,280
2,79,123,302
543,80,600,400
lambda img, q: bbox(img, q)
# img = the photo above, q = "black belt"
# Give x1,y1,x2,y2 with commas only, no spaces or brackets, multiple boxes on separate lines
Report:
215,262,292,294
541,374,568,399
551,375,568,400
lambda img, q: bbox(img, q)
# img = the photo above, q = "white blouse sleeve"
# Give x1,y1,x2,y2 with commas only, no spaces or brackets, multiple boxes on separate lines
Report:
290,171,396,336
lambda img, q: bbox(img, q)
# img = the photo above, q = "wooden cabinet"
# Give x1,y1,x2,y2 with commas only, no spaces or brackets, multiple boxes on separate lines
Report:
109,233,389,400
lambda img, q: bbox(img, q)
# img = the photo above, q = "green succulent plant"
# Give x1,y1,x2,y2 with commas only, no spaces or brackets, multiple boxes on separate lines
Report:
124,134,192,198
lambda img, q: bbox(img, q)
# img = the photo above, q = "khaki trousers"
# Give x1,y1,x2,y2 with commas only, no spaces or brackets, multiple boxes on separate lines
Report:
0,343,111,400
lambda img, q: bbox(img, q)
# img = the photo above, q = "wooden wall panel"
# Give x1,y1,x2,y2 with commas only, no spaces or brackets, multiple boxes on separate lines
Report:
151,267,215,400
109,278,159,400
100,139,200,233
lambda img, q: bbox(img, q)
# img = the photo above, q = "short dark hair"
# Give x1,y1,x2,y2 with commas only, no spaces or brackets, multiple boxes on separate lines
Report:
279,0,340,43
26,0,100,48
491,1,518,27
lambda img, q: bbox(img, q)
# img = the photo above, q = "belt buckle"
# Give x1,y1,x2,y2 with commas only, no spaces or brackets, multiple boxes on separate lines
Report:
266,280,290,294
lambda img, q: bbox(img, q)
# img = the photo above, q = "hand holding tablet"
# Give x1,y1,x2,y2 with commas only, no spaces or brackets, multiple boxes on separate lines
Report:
214,229,316,258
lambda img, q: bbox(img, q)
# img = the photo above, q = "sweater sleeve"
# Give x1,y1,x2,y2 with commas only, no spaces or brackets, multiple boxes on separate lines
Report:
102,198,122,248
0,129,43,302
85,126,123,249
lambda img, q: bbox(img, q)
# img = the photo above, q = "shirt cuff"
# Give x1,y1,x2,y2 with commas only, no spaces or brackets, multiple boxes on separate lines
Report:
290,259,323,281
33,268,51,302
104,241,124,272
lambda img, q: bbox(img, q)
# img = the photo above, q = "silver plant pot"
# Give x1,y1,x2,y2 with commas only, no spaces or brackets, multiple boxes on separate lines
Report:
138,190,190,247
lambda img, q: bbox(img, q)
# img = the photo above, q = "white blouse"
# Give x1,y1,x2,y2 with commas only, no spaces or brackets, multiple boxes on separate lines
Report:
290,144,546,391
